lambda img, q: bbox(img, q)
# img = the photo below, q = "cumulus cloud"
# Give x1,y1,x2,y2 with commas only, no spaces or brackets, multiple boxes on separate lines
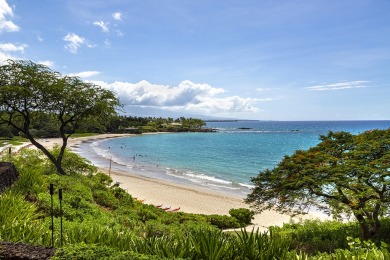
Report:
0,50,15,63
256,88,275,91
91,80,259,114
68,71,100,78
115,30,124,37
93,21,109,33
63,33,85,54
0,42,27,52
0,42,27,63
305,81,369,91
112,12,122,21
0,0,20,33
104,39,111,48
37,60,54,67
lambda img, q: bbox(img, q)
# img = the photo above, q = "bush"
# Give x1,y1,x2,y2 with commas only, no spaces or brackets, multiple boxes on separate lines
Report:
207,214,240,229
49,145,97,175
10,165,45,198
137,207,158,223
0,125,14,139
229,208,255,225
0,192,50,245
93,190,120,209
53,242,165,260
273,219,361,254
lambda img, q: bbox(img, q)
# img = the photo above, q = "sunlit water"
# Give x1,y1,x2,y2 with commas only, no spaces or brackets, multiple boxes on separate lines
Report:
74,120,390,197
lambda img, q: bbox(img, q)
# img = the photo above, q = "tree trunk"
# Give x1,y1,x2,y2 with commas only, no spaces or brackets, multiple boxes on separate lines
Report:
355,213,380,240
27,136,66,175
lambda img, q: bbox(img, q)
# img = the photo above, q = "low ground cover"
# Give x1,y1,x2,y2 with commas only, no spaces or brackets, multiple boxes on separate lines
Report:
0,148,389,259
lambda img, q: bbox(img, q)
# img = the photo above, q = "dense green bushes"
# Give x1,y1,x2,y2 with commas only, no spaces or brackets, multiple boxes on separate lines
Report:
1,148,390,259
229,208,255,225
272,218,390,254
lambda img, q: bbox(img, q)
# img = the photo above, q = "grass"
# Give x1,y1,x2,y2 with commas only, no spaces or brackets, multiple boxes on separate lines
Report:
0,136,28,147
1,148,390,259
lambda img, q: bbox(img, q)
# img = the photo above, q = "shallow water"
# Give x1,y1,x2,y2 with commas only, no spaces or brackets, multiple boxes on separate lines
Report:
75,120,390,197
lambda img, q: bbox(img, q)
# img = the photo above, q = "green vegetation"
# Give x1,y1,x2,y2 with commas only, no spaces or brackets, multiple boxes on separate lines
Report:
0,147,389,259
0,60,120,175
0,60,210,175
2,59,389,258
0,136,27,147
247,129,390,240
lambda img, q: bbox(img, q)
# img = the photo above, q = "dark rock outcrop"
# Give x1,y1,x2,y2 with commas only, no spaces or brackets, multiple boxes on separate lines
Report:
0,162,19,193
0,242,56,260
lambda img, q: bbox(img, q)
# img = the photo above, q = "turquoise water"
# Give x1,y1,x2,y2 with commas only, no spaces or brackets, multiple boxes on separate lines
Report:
76,121,390,197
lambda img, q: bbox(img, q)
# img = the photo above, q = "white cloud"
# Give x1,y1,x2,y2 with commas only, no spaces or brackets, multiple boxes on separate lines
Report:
0,42,27,52
93,21,109,33
112,12,122,21
63,33,85,54
305,81,369,91
104,39,111,48
115,29,124,37
68,71,100,78
37,60,54,67
86,42,97,48
0,0,20,33
0,50,17,63
91,80,260,114
0,42,27,63
256,88,274,91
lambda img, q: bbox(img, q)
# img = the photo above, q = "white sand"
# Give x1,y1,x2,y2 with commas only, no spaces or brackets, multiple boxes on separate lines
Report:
17,134,328,231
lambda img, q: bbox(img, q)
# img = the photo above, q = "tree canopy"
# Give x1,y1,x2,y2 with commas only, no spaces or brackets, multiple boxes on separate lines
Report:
0,60,120,175
246,129,390,240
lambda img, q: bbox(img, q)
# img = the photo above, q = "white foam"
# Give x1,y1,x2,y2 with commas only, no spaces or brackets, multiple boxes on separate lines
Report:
184,172,232,185
238,183,255,189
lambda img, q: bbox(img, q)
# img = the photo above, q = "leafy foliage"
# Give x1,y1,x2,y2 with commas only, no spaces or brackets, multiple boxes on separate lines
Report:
2,147,390,259
246,129,390,240
229,208,255,225
0,59,119,174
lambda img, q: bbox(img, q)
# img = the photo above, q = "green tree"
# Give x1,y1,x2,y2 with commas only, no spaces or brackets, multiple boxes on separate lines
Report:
0,124,13,139
0,60,119,175
246,130,390,240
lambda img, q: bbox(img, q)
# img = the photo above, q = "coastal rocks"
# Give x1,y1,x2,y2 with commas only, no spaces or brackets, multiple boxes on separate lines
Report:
0,162,19,193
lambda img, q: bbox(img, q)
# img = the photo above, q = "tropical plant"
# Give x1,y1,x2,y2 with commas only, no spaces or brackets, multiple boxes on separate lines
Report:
234,228,289,259
246,130,390,240
0,59,119,175
229,208,255,225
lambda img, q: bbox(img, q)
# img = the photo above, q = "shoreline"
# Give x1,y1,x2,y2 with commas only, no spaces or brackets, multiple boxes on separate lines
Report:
18,133,329,231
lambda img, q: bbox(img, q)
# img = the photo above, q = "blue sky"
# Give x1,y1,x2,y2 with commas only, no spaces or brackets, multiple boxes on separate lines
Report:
1,0,389,120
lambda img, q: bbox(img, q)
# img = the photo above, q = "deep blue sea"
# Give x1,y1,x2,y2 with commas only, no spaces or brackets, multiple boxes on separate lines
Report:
75,121,390,197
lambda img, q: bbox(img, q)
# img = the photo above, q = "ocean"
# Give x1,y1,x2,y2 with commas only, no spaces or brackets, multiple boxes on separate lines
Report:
75,120,390,197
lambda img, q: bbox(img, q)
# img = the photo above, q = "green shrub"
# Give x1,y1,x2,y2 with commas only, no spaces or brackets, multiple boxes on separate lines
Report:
144,220,171,238
0,125,14,139
274,219,361,254
92,172,113,187
191,227,235,259
10,165,45,198
229,208,255,225
0,192,50,245
137,207,158,223
207,214,240,229
93,189,120,209
12,149,48,175
234,228,289,259
310,237,390,260
53,242,165,260
49,145,97,175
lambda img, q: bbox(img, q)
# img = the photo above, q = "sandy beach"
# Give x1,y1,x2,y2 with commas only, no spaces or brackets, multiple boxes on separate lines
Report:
16,133,328,231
